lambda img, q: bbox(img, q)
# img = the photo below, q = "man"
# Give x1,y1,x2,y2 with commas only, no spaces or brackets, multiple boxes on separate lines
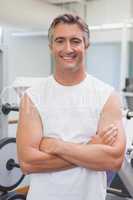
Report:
16,14,126,200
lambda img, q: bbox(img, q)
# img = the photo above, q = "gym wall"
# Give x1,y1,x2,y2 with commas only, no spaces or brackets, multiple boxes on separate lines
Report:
87,42,121,90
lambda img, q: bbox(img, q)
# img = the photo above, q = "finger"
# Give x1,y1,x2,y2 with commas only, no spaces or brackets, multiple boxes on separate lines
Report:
101,128,117,142
103,131,117,143
99,124,117,136
107,137,116,146
107,135,117,145
102,127,118,141
104,130,117,145
101,128,118,141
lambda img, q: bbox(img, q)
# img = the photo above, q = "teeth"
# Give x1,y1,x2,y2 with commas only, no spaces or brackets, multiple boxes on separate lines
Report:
62,55,75,60
63,57,73,60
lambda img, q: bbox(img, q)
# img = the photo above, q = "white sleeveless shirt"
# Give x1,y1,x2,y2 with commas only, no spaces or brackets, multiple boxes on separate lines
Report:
26,73,114,200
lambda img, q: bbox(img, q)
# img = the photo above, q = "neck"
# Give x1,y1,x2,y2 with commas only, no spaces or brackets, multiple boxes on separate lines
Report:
54,68,86,86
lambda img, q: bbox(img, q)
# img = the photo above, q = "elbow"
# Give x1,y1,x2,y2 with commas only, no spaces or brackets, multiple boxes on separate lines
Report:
111,160,122,171
110,155,125,171
116,155,125,170
19,161,32,175
109,144,126,171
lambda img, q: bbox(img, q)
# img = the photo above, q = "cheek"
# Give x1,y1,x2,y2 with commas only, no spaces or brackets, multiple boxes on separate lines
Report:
51,49,60,57
77,49,85,57
53,49,63,58
52,44,63,52
75,45,85,53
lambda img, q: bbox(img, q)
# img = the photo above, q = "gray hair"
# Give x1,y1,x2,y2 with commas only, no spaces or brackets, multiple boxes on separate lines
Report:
48,13,90,48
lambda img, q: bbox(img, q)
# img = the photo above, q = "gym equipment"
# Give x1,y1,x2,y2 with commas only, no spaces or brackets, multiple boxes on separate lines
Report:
126,111,133,120
1,103,19,115
1,191,26,200
0,137,26,200
123,77,133,111
0,137,24,191
0,86,26,199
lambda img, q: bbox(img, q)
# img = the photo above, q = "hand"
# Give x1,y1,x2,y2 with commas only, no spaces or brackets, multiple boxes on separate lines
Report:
90,124,118,146
39,137,63,154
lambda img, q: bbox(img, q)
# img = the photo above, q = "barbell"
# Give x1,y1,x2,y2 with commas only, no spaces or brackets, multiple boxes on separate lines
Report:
126,111,133,119
1,104,19,115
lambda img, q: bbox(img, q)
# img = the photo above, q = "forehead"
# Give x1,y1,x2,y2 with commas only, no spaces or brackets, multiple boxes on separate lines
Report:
53,23,84,39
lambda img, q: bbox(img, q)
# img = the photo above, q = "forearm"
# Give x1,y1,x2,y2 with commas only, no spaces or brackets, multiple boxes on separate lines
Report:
53,141,123,171
39,123,125,172
19,146,75,174
21,156,75,175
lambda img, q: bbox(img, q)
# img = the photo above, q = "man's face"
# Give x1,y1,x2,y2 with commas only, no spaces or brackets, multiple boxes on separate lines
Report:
49,23,87,71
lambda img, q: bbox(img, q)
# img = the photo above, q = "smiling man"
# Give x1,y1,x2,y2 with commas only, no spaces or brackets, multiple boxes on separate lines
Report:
50,23,87,72
16,14,126,200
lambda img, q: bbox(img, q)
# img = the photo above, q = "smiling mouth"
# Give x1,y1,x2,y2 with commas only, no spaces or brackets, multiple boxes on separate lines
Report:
60,54,77,61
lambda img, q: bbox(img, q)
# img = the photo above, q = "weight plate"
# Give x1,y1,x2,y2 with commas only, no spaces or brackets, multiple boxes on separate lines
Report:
0,138,25,192
1,191,26,200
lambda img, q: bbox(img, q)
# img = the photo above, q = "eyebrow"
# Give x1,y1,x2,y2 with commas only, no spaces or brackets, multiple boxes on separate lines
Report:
71,37,82,41
54,37,65,41
54,36,83,41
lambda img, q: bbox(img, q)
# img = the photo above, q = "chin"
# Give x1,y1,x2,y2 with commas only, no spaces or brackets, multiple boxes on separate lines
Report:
63,65,78,70
62,62,77,69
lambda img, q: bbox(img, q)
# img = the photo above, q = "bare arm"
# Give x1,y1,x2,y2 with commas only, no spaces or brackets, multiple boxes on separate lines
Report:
40,92,126,171
16,94,75,174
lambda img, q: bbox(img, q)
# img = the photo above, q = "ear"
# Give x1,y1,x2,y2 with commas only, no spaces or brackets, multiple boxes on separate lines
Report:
49,43,52,51
85,42,90,49
49,43,54,54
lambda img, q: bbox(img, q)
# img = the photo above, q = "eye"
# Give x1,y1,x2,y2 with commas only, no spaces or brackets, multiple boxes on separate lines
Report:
55,39,64,44
71,39,82,45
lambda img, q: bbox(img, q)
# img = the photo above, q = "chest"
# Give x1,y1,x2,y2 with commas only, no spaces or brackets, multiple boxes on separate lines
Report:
39,88,100,142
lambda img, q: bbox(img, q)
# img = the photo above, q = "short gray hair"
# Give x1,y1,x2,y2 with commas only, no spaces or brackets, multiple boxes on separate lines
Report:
48,13,90,48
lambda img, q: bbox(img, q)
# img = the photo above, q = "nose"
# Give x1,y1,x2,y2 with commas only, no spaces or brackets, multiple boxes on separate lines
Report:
64,41,73,53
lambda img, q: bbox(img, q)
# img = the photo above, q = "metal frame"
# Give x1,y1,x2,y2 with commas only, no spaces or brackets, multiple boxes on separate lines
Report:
89,20,133,92
0,45,9,139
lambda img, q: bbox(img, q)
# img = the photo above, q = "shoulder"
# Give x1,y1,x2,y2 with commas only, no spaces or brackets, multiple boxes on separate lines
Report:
25,76,51,97
87,73,114,92
102,91,123,116
20,76,51,111
87,74,115,109
98,91,124,139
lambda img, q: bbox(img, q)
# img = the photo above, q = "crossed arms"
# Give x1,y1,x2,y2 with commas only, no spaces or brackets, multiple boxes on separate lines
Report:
16,92,126,174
